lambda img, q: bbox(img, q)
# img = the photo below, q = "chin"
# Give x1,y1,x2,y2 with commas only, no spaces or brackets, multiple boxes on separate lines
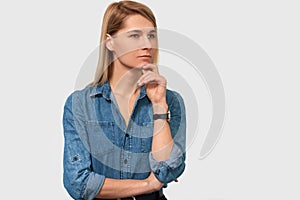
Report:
140,60,153,65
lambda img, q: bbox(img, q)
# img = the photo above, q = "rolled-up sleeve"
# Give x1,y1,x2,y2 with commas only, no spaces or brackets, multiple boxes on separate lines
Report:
149,91,186,184
63,93,105,200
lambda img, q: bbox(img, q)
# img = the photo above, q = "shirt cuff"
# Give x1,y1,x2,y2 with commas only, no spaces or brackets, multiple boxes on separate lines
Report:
82,172,105,200
149,144,184,183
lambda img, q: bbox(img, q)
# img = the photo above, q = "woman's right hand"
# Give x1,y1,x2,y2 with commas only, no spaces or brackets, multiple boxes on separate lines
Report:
145,172,163,192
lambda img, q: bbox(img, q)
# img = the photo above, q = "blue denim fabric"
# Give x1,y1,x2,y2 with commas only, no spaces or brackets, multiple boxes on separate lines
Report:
62,82,186,200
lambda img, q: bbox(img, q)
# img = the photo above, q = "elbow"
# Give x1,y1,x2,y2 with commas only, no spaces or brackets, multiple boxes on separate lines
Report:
171,160,185,180
63,175,83,200
63,171,104,200
155,159,186,184
150,149,186,184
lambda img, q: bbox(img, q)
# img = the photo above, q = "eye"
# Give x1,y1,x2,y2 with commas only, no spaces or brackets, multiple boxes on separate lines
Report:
129,34,140,38
148,33,156,39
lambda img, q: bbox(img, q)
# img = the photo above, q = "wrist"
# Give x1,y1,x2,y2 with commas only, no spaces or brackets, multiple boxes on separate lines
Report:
152,102,168,114
144,178,162,193
142,179,151,191
144,175,162,192
144,178,155,193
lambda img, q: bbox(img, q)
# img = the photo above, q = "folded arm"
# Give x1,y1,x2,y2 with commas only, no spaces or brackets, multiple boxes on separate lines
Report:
63,94,162,200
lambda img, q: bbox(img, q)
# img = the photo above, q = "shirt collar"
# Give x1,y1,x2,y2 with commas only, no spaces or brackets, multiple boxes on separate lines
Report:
90,81,147,100
89,81,111,100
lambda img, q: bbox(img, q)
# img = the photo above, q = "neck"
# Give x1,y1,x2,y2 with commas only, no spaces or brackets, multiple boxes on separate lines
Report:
110,62,142,97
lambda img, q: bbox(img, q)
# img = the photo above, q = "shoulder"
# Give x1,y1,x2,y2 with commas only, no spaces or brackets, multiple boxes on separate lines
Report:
63,86,98,108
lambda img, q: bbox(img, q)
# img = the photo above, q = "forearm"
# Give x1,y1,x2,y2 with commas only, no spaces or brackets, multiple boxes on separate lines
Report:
152,103,174,161
149,92,186,184
95,178,155,199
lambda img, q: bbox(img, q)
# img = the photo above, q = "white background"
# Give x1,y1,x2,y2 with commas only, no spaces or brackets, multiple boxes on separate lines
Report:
0,0,299,199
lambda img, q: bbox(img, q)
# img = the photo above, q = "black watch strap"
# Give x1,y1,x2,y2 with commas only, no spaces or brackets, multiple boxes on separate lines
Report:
153,111,170,121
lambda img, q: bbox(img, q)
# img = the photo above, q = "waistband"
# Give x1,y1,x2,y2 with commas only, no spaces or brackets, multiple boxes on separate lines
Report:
94,190,165,200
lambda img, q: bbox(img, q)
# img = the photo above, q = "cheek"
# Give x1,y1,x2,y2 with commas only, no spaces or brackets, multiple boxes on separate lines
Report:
114,41,139,57
118,51,141,67
118,51,137,61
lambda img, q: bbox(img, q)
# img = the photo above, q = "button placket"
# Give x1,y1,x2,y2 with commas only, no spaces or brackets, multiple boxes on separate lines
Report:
122,127,132,176
121,152,130,177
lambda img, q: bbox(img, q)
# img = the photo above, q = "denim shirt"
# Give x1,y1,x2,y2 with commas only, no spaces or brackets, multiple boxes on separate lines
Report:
62,82,186,200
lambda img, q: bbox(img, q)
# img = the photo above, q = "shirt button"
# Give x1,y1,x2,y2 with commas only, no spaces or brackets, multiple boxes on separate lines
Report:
124,159,128,164
125,133,129,137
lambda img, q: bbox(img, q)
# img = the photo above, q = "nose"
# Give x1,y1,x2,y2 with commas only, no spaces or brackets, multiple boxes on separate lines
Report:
141,35,152,49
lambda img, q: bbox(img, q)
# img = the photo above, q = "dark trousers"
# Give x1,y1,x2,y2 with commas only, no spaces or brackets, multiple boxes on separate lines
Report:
94,190,167,200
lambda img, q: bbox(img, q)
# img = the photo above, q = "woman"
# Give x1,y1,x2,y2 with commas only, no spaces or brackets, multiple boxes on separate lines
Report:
62,1,186,199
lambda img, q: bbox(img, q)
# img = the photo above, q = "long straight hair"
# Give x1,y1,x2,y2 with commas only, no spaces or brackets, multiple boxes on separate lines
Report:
89,0,158,86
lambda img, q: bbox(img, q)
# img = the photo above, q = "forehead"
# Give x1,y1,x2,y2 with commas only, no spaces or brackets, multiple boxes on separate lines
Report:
120,14,154,32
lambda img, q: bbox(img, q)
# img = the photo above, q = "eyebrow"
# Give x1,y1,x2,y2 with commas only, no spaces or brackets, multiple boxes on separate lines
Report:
127,29,157,34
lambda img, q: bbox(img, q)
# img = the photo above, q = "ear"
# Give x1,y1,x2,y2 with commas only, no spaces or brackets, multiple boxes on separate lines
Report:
105,34,114,51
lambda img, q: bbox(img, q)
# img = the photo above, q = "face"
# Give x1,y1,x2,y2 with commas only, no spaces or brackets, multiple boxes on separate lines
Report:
107,15,158,68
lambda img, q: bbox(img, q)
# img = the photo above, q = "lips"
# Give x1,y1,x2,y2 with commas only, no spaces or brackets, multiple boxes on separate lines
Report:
138,55,152,58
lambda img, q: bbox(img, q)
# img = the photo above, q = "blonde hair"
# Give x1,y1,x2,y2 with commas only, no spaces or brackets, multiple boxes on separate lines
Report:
89,0,158,86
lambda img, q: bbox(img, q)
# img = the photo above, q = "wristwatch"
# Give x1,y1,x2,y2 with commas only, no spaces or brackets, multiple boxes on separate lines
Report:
153,111,170,122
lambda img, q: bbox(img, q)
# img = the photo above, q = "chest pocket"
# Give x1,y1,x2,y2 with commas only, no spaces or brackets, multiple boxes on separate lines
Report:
140,122,154,153
83,121,116,157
